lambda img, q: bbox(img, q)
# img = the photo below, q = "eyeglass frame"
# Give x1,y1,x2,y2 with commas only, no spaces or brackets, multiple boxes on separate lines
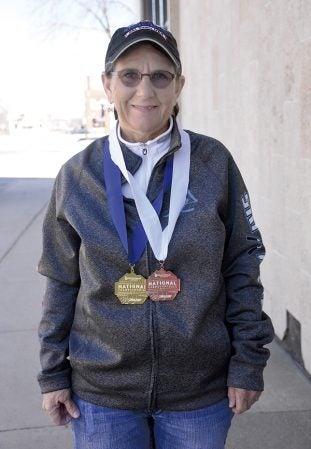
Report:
106,69,177,89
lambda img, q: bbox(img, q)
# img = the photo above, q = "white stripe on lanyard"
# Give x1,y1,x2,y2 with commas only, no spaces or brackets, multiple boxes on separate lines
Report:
108,121,191,262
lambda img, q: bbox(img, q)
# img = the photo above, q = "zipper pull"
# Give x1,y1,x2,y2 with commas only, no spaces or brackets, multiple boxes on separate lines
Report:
142,148,147,155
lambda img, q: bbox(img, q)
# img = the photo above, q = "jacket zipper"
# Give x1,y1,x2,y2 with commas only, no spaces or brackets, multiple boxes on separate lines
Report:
146,244,158,411
145,138,182,411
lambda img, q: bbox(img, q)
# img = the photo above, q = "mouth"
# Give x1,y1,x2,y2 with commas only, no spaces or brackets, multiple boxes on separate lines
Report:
132,105,157,112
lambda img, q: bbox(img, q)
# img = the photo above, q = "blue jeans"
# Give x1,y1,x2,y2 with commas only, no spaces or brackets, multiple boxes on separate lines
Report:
71,395,233,449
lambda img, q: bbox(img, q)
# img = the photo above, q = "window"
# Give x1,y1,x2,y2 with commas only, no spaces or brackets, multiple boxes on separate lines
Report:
142,0,167,27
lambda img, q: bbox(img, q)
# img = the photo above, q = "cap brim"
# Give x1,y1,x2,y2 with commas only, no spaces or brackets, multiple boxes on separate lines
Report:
106,36,181,74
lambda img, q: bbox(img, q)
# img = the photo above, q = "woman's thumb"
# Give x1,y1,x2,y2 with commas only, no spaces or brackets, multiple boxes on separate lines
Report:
64,398,80,419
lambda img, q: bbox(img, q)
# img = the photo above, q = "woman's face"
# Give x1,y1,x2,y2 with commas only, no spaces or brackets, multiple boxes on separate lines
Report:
102,44,185,142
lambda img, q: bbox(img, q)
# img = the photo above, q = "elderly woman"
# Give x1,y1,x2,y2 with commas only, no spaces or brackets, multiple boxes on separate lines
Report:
38,21,274,449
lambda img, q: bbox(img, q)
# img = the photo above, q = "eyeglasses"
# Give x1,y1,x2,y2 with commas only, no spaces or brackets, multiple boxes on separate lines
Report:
109,69,176,89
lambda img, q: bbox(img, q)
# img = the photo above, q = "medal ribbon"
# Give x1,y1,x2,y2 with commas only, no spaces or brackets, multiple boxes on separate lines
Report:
103,141,173,265
107,121,191,262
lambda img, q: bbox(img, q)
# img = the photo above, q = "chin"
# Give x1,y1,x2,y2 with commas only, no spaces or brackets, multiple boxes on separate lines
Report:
134,119,167,134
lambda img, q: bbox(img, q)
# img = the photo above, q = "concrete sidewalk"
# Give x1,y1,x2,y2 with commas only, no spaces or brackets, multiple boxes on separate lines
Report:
0,178,310,449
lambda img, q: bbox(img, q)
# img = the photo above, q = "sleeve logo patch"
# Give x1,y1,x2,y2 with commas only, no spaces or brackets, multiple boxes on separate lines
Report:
241,192,258,232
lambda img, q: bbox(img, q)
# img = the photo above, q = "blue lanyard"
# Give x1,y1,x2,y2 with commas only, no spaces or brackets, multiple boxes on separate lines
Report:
103,140,174,265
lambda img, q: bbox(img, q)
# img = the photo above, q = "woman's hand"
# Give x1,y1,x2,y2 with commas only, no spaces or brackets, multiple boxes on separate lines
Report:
42,388,80,425
228,387,261,414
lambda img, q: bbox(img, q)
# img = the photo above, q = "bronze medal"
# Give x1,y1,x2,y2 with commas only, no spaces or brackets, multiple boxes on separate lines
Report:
115,267,148,305
147,267,181,301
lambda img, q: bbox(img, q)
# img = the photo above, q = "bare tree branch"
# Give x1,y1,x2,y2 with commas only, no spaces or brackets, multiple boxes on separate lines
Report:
28,0,136,41
75,0,111,36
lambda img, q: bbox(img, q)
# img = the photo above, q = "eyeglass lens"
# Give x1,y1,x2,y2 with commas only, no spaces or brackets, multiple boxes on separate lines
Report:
114,69,175,88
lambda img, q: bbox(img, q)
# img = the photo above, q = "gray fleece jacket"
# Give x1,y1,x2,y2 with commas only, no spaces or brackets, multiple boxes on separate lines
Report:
37,120,274,411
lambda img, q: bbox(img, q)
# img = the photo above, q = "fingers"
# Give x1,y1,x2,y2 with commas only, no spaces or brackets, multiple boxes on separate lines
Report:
64,398,80,419
42,389,80,426
48,402,72,426
228,386,236,409
228,387,261,415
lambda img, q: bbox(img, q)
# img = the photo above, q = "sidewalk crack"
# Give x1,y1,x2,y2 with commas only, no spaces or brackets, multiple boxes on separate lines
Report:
0,202,48,265
0,424,64,433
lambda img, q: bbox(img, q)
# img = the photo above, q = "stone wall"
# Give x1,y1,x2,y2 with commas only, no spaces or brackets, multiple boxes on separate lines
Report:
168,0,311,373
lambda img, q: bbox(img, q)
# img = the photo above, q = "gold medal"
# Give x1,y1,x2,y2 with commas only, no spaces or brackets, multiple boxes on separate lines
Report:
115,266,148,305
147,264,181,301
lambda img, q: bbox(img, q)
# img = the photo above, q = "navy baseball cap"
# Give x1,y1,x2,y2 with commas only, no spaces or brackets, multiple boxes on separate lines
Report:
105,21,182,75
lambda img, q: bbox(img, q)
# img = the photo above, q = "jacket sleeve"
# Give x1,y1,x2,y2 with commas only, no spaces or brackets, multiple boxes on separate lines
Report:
37,170,81,393
223,155,274,392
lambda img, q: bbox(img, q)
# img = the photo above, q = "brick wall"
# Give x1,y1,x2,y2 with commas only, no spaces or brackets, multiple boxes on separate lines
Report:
169,0,311,373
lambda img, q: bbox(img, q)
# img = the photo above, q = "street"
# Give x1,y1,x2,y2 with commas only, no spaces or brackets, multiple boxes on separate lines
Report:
0,129,98,179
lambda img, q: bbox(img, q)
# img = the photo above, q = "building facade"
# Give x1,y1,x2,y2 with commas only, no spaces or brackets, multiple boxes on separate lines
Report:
142,0,311,375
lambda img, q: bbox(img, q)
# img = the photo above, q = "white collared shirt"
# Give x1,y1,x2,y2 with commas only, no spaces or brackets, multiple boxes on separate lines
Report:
117,117,173,198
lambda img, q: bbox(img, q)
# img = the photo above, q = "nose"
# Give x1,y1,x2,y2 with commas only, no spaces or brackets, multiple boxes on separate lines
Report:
140,74,153,81
135,75,155,96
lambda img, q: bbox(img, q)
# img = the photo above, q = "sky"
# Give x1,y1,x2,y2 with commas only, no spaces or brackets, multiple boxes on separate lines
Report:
0,0,139,119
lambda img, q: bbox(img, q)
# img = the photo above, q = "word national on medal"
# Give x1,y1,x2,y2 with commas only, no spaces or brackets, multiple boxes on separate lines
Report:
147,268,181,301
115,269,148,305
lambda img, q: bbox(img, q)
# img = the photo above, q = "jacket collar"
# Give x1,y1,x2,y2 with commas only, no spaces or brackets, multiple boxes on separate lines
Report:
119,117,182,185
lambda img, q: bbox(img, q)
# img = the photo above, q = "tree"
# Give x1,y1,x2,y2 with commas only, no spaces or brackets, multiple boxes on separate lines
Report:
30,0,137,40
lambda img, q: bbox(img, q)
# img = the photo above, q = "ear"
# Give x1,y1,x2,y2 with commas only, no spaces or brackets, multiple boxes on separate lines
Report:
175,75,185,98
101,73,114,104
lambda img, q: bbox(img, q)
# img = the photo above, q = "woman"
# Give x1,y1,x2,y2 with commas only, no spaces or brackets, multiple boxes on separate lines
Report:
38,21,274,449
